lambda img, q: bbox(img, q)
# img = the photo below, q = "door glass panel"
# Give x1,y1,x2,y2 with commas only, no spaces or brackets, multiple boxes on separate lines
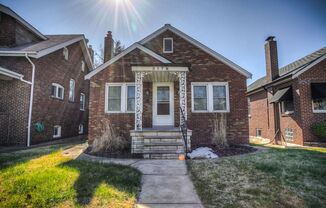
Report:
157,86,170,115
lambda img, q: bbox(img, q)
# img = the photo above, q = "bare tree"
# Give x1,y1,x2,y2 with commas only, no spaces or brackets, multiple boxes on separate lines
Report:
93,40,125,68
114,40,125,56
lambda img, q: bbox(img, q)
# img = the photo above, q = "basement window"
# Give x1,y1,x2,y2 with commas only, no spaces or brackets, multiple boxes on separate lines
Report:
53,125,62,138
285,128,294,141
163,38,173,53
51,83,64,99
256,128,262,137
78,124,84,134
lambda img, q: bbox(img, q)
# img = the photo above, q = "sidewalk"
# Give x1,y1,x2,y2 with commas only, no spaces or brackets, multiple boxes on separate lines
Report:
78,153,203,208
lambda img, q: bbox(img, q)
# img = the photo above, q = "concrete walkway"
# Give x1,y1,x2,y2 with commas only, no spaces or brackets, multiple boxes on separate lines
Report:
77,153,203,208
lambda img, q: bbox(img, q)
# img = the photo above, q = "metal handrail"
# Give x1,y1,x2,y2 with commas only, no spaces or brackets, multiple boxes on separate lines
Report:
179,107,188,156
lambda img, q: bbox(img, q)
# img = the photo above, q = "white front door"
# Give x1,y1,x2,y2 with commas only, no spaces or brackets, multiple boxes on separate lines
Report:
153,82,174,126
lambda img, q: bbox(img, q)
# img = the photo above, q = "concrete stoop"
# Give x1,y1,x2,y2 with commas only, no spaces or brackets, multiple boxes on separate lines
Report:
130,129,192,159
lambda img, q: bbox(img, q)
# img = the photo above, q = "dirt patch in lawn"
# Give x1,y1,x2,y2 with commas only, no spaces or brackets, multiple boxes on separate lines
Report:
84,147,143,159
208,144,257,157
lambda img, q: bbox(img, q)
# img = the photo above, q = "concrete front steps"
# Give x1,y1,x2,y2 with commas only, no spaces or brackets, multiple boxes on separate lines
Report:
143,136,184,159
130,127,192,159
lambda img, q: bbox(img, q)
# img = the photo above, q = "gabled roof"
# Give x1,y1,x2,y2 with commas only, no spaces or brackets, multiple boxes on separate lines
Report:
140,24,252,78
85,43,171,79
0,35,93,69
247,46,326,93
0,4,47,40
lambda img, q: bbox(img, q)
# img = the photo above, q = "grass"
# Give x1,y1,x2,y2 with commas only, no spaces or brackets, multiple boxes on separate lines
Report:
187,146,326,208
0,143,141,208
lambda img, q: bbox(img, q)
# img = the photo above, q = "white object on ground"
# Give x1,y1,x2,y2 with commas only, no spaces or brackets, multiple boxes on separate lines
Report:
187,147,218,159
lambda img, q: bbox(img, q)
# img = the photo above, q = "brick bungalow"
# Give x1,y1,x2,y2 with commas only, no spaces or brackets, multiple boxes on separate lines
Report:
247,36,326,145
85,24,252,158
0,4,93,146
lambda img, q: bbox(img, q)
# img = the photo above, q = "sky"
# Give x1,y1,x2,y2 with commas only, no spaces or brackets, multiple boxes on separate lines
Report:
1,0,325,84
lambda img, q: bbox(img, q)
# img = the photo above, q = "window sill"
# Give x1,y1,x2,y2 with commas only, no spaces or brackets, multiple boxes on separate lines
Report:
80,109,85,111
105,111,135,114
51,96,64,101
313,110,326,113
53,135,61,138
281,111,294,117
163,51,173,53
191,110,230,113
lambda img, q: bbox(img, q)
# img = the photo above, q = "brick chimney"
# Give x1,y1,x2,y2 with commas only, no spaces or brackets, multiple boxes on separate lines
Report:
104,31,113,62
88,45,94,63
265,36,279,82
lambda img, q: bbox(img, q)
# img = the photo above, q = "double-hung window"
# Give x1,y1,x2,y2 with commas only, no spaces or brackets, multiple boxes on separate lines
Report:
80,93,85,111
69,79,75,102
311,83,326,113
51,83,64,99
105,83,135,113
192,82,229,112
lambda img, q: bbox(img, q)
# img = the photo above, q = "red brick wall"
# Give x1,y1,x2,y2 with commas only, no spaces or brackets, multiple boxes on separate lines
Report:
0,80,30,145
88,49,161,145
0,42,89,145
89,30,249,148
297,59,326,143
144,30,249,147
248,59,326,145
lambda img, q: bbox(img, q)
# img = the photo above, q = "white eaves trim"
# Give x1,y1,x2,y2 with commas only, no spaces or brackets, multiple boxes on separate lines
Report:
85,43,171,80
0,66,24,80
140,24,252,79
292,54,326,78
0,4,47,40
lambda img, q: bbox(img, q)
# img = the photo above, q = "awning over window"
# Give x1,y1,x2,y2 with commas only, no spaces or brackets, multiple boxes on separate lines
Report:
311,83,326,100
269,87,293,103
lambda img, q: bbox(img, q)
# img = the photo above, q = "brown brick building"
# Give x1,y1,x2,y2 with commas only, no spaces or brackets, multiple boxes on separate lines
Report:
248,37,326,145
0,4,93,146
86,24,252,158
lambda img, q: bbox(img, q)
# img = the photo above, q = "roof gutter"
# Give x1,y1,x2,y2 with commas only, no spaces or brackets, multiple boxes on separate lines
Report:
0,51,37,57
25,54,35,147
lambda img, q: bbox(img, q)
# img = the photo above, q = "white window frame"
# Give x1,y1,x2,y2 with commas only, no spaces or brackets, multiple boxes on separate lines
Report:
51,83,64,100
81,60,85,72
78,124,84,134
163,38,173,53
312,99,326,113
280,100,294,115
69,79,75,102
63,47,69,60
80,93,85,111
53,125,61,138
105,83,135,113
191,82,230,113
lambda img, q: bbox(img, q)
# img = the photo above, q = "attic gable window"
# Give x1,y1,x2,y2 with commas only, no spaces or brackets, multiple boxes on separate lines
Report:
81,60,85,72
63,47,69,60
163,38,173,53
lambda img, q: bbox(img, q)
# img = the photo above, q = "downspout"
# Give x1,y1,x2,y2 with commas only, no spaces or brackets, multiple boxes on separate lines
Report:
25,54,35,147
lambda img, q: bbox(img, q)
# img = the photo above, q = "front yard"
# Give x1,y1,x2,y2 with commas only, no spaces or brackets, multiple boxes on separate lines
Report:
0,143,141,208
188,146,326,208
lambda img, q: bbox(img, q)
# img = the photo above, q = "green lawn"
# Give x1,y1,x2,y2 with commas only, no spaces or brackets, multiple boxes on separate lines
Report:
0,143,141,208
187,146,326,208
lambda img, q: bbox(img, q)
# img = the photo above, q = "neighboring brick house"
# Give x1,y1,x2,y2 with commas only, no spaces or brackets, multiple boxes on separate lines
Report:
85,24,252,158
0,4,93,146
247,36,326,145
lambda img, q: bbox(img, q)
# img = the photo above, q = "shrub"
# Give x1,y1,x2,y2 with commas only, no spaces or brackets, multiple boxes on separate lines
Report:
91,119,127,153
311,121,326,141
